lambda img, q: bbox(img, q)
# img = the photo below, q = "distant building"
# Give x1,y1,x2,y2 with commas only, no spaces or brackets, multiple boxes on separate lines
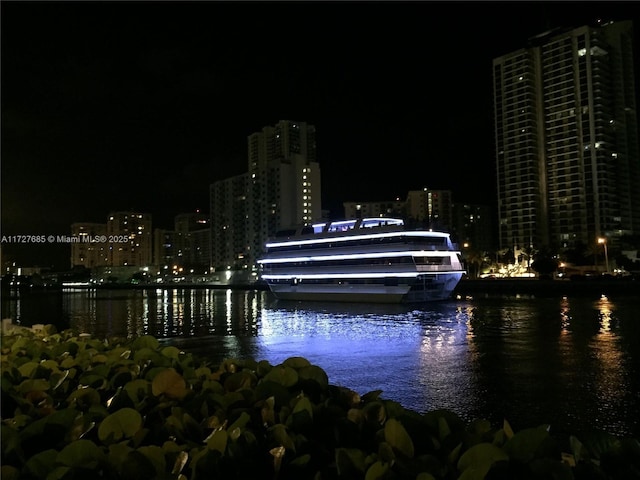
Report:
343,200,405,219
452,203,495,252
405,188,453,231
107,212,152,266
70,222,108,268
210,120,322,276
174,212,210,270
152,212,210,272
493,19,639,252
153,228,177,269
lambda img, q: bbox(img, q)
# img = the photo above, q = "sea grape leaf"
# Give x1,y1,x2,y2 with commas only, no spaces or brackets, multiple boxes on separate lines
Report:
457,463,492,480
121,450,157,479
227,411,251,434
335,448,367,475
98,408,143,443
124,378,151,404
282,356,311,369
292,395,313,418
40,359,61,372
361,390,384,402
223,371,256,392
365,460,389,480
23,448,58,479
67,387,102,409
205,429,228,453
131,335,160,350
298,365,329,388
503,425,551,463
136,445,167,475
384,418,414,458
270,424,296,451
18,378,50,394
263,365,298,387
290,453,311,467
576,430,621,459
151,368,189,399
416,473,437,480
457,442,508,472
108,441,134,472
161,346,182,360
0,465,20,480
57,439,106,468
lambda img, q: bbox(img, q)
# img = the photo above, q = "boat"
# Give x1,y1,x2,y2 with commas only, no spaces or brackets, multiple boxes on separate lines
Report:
257,217,466,303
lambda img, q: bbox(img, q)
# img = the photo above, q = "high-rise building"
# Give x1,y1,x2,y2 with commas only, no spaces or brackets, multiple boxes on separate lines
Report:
210,120,321,276
493,19,639,253
451,203,494,253
70,222,108,268
174,211,210,269
106,212,152,266
405,188,454,231
153,211,211,272
342,199,405,220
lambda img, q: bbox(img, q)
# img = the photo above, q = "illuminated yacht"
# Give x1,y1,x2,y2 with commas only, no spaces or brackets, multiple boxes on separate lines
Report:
257,217,466,303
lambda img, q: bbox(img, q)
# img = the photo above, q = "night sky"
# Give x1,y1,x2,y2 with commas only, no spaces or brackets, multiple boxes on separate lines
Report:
2,1,639,269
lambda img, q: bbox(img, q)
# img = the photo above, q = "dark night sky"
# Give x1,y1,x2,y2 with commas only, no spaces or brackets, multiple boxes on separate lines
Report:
2,1,639,269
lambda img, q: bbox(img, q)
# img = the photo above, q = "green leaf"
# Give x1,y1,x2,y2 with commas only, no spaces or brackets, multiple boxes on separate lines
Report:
161,346,182,360
0,465,20,480
57,439,106,469
108,441,134,472
292,395,313,418
263,365,298,387
503,425,551,463
205,429,228,453
137,445,167,475
18,378,50,394
227,411,251,434
67,387,102,409
123,378,151,404
131,335,160,350
457,463,492,480
365,460,389,480
457,442,508,472
416,473,437,480
384,418,414,458
576,430,621,459
98,408,143,444
17,361,40,378
121,450,157,479
297,365,329,388
24,449,58,478
269,424,296,451
151,368,189,399
282,356,311,369
336,448,367,475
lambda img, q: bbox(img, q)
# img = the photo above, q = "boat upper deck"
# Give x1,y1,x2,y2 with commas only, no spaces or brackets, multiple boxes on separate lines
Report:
264,218,457,253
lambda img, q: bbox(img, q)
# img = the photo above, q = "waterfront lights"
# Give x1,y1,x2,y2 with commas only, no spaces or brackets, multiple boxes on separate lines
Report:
597,237,609,273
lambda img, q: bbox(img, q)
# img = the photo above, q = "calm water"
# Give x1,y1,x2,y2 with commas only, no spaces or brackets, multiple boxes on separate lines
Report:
3,287,640,441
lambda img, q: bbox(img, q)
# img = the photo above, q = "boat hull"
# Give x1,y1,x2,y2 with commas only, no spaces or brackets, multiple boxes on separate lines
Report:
266,273,463,303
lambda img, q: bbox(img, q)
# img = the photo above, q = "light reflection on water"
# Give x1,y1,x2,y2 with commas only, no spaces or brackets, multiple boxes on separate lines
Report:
2,287,639,439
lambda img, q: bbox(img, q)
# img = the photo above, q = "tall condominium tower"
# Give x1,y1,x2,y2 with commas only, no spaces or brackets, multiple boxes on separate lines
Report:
106,212,152,266
210,120,322,277
493,20,639,253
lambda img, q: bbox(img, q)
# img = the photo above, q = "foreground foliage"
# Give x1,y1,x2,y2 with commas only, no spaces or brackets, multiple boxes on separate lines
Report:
1,324,639,480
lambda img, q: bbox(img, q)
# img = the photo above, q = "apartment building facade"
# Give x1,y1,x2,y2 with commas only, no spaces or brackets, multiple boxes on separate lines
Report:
210,120,322,275
493,19,639,252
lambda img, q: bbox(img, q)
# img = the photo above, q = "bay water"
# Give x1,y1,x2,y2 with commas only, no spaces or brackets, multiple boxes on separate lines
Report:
3,286,639,441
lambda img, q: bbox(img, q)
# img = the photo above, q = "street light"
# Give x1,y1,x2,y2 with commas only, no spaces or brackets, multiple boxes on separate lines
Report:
598,237,609,274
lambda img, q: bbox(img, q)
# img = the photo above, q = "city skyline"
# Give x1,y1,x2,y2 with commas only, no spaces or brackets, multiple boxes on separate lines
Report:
2,1,639,269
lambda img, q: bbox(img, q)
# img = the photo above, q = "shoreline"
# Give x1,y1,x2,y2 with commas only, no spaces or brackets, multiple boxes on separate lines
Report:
4,277,639,299
453,277,640,297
